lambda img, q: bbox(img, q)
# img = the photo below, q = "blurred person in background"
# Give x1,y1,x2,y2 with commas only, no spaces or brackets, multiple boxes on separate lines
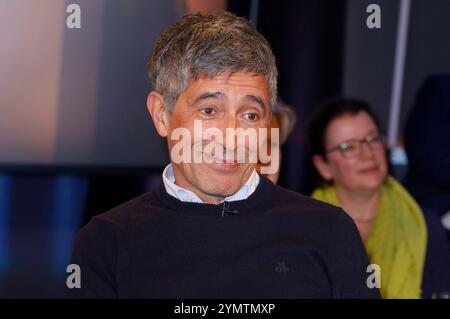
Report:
256,98,296,184
308,97,450,298
403,75,450,299
404,75,450,239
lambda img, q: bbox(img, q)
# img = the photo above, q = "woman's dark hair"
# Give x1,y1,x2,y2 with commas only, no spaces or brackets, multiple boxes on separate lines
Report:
307,97,382,156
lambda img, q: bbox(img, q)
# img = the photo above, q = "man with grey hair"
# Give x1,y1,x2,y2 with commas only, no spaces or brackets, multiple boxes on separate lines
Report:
68,11,379,299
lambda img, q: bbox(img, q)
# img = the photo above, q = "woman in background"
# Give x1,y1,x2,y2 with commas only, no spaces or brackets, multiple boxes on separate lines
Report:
308,97,450,299
256,98,296,184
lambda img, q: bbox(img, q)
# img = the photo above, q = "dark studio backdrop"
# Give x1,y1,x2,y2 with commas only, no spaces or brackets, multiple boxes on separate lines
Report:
255,0,345,194
0,0,449,298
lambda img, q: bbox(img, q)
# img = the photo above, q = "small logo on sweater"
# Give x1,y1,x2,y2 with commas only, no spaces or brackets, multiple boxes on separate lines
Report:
275,261,289,273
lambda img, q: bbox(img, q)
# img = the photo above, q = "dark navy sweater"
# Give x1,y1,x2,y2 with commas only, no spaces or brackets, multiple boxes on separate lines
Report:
67,175,380,299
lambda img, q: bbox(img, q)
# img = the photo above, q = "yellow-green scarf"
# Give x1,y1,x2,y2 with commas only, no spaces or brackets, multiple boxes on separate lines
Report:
311,176,427,299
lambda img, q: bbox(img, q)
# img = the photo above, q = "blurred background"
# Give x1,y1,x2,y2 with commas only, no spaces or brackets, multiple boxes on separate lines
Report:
0,0,449,297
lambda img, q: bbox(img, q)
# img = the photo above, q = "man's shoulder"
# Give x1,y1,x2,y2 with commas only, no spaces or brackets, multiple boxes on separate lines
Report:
88,188,162,230
270,183,349,221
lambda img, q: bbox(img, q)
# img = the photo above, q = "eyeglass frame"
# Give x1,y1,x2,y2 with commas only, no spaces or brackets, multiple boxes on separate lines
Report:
324,133,386,159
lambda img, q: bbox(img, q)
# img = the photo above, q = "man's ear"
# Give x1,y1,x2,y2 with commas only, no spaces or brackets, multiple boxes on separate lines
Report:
147,91,170,137
312,154,333,181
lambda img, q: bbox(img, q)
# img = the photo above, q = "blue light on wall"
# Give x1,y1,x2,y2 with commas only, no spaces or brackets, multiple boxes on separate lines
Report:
52,176,88,275
0,175,11,272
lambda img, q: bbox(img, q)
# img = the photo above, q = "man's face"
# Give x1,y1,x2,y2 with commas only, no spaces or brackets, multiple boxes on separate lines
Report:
161,72,271,204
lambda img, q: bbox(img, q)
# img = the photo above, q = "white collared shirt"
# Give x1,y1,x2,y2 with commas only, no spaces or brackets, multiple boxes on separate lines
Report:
162,163,260,203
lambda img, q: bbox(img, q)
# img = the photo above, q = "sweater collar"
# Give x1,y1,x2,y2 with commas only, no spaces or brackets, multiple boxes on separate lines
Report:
154,172,274,217
162,163,260,204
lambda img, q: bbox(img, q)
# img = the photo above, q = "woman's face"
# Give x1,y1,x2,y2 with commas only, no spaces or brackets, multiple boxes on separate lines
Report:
313,111,388,193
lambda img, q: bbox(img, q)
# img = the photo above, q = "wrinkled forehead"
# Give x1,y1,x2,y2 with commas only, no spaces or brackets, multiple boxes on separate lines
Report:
182,72,271,108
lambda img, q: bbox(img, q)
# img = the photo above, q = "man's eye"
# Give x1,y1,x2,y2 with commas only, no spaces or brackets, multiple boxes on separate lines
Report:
243,113,259,121
200,107,216,115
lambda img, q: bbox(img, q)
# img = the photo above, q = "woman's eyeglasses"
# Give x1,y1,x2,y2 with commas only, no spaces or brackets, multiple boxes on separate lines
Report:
325,133,386,159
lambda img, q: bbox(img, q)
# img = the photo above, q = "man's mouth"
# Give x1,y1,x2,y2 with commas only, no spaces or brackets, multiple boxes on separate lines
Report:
202,152,239,163
202,153,241,170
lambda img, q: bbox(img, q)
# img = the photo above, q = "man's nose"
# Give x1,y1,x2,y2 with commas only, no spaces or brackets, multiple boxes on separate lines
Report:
218,113,241,152
222,113,238,130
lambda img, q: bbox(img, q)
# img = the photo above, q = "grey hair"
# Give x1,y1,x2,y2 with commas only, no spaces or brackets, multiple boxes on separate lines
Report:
148,11,278,112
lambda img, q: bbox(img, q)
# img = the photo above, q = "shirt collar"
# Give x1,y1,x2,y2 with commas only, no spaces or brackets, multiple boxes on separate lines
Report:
162,163,260,204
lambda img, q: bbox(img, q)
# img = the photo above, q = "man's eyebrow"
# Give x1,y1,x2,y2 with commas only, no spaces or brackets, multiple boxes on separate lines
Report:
244,95,266,110
191,91,224,105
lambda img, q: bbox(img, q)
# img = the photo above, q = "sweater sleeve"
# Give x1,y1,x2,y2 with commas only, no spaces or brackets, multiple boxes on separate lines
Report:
65,217,121,298
329,210,381,299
